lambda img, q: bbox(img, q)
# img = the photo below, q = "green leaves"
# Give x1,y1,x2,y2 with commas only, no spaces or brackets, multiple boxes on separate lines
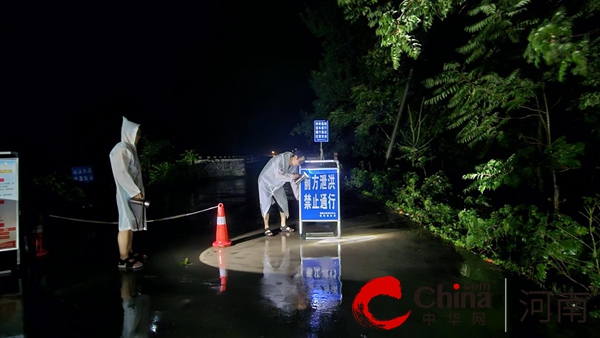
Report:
337,0,466,67
463,155,516,193
425,66,536,147
545,136,585,172
536,263,547,281
33,173,85,203
139,138,175,183
178,149,200,165
139,138,203,189
299,1,417,159
397,101,437,170
179,257,193,266
311,0,600,296
524,7,591,82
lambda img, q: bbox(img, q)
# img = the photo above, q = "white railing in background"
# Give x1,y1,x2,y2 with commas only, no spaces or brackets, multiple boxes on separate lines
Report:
195,155,262,164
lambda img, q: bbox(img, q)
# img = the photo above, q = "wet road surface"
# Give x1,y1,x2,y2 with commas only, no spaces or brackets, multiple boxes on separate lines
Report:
1,161,598,337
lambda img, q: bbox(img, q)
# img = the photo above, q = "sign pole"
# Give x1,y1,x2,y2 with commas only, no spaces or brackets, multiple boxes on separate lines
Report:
313,120,329,159
320,142,323,160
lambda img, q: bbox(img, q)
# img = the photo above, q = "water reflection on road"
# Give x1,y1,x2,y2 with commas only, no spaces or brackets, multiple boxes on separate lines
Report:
259,233,343,317
6,167,599,338
199,226,598,337
136,169,600,337
120,271,151,338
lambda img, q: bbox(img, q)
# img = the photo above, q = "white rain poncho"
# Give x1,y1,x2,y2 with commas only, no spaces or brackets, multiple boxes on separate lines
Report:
121,293,150,338
260,239,303,314
109,117,146,232
258,152,300,219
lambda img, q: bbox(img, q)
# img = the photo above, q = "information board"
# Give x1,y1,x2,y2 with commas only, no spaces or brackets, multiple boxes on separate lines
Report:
299,167,339,221
0,156,19,252
298,160,341,239
313,120,329,143
71,166,94,182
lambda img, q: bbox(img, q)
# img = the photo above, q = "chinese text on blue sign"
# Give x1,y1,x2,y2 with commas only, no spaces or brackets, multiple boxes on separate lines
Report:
302,256,342,309
71,166,94,182
314,120,329,142
299,168,339,221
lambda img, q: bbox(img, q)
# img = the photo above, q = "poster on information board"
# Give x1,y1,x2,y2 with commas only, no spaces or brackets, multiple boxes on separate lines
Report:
0,154,19,252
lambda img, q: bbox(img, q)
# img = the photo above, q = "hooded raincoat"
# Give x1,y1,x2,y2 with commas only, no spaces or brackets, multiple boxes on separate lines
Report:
260,240,303,314
258,152,300,219
109,117,146,232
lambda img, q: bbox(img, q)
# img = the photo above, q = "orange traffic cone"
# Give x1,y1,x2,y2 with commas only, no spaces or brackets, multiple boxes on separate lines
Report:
217,249,228,293
212,203,231,247
35,216,48,257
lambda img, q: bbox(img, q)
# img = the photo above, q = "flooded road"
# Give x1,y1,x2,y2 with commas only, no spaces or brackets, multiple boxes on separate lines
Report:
1,159,598,337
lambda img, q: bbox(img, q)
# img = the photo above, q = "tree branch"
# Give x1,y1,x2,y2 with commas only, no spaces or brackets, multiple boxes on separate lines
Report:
510,114,540,120
520,135,543,145
550,97,563,111
520,106,546,114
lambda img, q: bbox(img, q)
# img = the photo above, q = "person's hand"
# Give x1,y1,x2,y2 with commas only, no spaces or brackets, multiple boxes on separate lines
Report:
293,174,300,180
134,193,143,200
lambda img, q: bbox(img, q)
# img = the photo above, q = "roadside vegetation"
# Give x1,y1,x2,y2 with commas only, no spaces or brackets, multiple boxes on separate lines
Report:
296,0,600,317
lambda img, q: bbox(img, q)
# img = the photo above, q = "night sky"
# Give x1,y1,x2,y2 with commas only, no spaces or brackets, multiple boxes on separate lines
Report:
3,1,322,175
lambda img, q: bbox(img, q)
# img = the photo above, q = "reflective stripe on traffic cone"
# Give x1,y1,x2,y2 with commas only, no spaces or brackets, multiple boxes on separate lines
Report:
217,249,227,293
219,268,227,293
212,203,231,247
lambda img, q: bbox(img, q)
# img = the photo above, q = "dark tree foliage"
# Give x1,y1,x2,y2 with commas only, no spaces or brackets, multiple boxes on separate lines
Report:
301,0,600,303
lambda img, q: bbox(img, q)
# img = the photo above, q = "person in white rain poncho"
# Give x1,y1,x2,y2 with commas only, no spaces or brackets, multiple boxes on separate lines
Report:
260,235,308,314
120,271,150,338
258,150,305,236
110,116,147,269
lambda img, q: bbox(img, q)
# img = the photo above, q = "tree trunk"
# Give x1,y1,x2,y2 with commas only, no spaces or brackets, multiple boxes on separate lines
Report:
385,68,413,166
542,88,560,215
552,171,560,215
